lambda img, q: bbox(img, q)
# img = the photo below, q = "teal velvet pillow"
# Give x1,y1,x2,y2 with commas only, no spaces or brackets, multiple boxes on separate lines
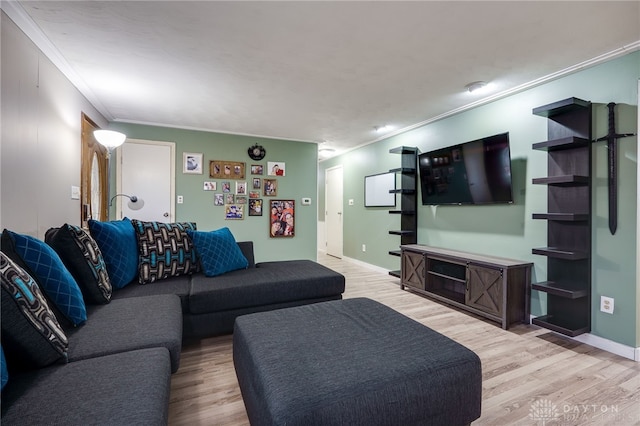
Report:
187,227,248,277
2,230,87,327
1,346,8,390
88,218,138,289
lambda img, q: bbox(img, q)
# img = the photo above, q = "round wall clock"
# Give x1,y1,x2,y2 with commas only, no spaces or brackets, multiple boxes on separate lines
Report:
248,144,266,160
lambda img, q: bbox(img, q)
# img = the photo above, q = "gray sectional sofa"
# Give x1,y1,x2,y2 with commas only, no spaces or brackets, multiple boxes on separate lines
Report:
1,222,345,425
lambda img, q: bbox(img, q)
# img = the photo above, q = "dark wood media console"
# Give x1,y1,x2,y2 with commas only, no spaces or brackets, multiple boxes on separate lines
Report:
400,245,533,329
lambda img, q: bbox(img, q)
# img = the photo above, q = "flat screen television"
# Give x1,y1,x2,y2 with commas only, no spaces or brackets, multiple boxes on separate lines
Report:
419,132,514,205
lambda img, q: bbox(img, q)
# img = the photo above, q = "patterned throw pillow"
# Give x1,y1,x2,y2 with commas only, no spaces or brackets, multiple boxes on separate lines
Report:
131,220,198,284
46,225,112,304
0,252,68,370
88,218,138,289
1,230,87,327
1,346,8,390
186,227,248,277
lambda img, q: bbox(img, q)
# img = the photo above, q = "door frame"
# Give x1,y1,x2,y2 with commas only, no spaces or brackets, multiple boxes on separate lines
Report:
325,164,344,258
115,138,176,221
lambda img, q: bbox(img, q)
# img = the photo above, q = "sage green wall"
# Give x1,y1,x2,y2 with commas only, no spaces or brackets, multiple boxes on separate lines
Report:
111,123,318,263
319,52,639,347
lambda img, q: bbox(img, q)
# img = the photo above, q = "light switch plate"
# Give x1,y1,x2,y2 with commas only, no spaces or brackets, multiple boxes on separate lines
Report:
71,186,80,200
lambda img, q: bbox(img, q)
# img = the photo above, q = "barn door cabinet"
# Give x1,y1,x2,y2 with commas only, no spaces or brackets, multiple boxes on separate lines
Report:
400,245,532,329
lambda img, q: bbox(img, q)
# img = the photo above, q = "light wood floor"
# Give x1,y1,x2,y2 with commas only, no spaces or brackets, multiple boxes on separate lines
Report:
169,253,640,425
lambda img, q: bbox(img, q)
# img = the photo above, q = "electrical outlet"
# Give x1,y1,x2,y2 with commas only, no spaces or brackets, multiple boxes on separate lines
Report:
362,244,366,252
600,296,614,314
177,195,184,204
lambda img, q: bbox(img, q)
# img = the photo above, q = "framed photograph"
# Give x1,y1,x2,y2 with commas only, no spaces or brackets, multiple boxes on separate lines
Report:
269,200,294,237
225,204,244,220
214,193,224,206
203,181,216,191
263,178,277,196
249,199,263,216
364,172,396,207
221,181,231,193
249,190,261,199
236,196,247,204
183,152,203,174
267,162,285,176
251,164,264,175
236,181,247,195
209,160,245,179
225,193,235,204
252,177,261,189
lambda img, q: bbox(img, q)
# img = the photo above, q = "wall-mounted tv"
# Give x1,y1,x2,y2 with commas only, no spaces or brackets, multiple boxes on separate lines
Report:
419,132,514,205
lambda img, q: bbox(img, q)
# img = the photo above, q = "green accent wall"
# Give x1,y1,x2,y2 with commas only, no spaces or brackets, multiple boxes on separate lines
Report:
112,123,318,263
319,52,639,347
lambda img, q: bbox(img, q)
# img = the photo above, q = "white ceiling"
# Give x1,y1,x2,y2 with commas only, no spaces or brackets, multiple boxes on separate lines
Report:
7,1,640,155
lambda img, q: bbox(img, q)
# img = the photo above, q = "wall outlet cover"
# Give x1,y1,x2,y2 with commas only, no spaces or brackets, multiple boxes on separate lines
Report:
600,296,614,314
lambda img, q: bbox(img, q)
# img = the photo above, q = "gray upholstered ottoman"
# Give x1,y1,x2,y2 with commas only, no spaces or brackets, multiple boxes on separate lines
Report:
233,298,482,426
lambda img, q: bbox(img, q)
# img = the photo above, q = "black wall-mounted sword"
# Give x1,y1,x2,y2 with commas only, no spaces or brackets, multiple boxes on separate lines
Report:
594,102,636,235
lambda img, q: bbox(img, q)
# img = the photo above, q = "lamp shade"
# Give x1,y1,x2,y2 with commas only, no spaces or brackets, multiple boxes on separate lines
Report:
94,130,126,149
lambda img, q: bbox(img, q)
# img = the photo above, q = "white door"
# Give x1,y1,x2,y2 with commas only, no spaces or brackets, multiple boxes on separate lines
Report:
325,165,343,258
116,139,175,222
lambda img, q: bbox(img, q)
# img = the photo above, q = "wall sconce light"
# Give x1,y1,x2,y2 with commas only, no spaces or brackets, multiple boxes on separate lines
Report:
94,130,127,150
109,194,144,211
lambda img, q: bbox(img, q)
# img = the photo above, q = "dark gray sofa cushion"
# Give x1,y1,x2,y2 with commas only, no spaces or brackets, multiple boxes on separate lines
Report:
66,295,183,372
189,260,345,314
1,348,171,425
233,298,482,426
110,274,192,311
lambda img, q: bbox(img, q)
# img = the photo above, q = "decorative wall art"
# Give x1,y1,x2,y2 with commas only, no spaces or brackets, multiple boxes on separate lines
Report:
249,199,263,216
221,182,231,193
236,196,247,204
249,191,260,199
269,200,294,237
183,153,203,174
236,181,247,195
251,164,264,175
214,194,224,206
267,162,285,176
210,160,245,179
225,204,244,220
252,178,261,189
225,194,235,204
203,181,216,191
263,179,277,196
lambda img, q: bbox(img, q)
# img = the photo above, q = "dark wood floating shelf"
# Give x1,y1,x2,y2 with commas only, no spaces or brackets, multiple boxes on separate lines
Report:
389,189,415,194
532,97,591,118
532,247,588,260
389,210,416,215
389,230,415,236
389,146,419,155
531,281,589,299
532,315,589,337
532,175,589,186
389,250,401,257
532,213,589,221
389,167,416,174
389,270,401,278
532,136,590,151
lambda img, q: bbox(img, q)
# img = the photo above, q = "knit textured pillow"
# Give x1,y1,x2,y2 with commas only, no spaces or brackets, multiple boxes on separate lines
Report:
186,227,248,277
0,252,68,370
46,224,112,304
131,220,198,284
2,230,87,327
88,218,138,289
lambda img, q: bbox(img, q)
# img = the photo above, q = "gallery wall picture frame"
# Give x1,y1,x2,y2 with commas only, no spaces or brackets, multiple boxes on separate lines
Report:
251,164,264,175
249,191,260,199
209,160,245,179
267,162,285,176
236,181,247,195
263,178,277,196
203,181,216,191
221,182,231,193
236,196,247,204
269,199,294,237
183,152,203,174
214,194,224,206
252,178,261,189
225,194,235,204
225,204,244,220
249,199,263,216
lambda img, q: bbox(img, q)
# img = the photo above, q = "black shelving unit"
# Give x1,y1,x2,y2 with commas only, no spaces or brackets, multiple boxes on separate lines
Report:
531,97,592,337
388,146,418,277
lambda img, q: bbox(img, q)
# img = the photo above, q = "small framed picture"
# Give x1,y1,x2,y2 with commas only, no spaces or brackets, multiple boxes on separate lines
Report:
183,153,203,174
252,178,261,189
214,194,224,206
249,199,263,216
210,160,245,179
225,193,235,204
236,181,247,195
269,200,294,237
225,204,244,220
221,181,231,193
249,191,261,199
236,196,247,204
267,162,285,176
264,178,277,196
251,164,264,175
203,181,216,191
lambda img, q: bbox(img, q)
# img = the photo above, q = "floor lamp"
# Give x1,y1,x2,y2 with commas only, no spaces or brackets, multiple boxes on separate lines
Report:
93,129,128,220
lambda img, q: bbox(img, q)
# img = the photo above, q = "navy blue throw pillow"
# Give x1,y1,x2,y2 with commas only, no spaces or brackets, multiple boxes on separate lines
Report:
88,218,138,289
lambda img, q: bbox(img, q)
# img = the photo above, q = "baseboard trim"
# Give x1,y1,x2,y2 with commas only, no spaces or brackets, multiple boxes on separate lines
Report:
341,256,393,276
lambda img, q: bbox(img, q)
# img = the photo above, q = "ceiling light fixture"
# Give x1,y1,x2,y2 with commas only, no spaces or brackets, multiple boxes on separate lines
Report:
465,81,488,94
374,125,389,133
93,129,127,150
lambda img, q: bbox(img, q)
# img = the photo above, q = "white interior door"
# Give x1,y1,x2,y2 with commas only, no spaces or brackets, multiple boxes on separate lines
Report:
116,139,175,222
325,165,343,258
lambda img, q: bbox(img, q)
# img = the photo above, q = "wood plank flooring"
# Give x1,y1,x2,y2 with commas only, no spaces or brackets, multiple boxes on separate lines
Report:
169,253,640,425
